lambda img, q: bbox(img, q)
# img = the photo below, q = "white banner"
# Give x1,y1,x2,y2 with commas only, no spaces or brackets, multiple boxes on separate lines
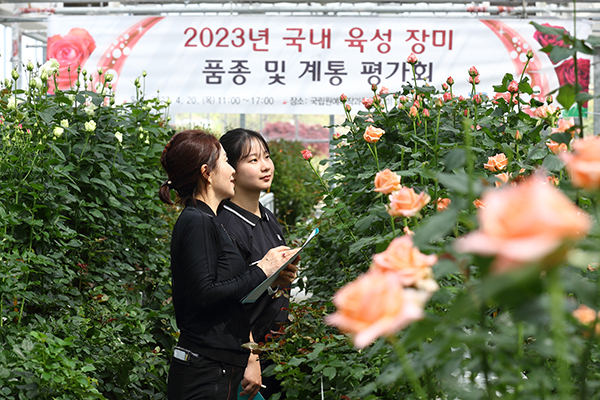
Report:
47,16,591,115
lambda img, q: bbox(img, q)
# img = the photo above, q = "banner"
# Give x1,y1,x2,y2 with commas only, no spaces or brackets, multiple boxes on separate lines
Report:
47,16,591,115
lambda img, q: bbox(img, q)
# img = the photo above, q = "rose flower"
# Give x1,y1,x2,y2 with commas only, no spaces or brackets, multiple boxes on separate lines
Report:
484,153,508,172
325,271,427,348
363,126,385,143
455,175,591,273
560,136,600,190
374,169,401,194
387,187,431,217
371,235,438,288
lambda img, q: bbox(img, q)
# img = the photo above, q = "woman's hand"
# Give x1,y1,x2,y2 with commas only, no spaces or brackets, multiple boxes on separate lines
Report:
257,246,300,277
272,255,300,287
240,353,262,399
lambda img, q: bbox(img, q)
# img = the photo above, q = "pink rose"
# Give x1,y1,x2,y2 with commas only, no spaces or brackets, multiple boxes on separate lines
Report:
362,97,374,109
379,86,389,95
387,187,431,217
442,83,449,91
374,169,401,194
363,125,385,143
455,175,591,273
325,271,427,348
534,105,558,119
443,92,452,102
423,108,430,117
301,149,313,160
407,53,418,65
473,94,482,105
446,76,454,85
345,104,351,112
507,80,519,93
47,27,96,91
340,93,348,102
409,106,418,118
371,236,438,287
468,66,479,77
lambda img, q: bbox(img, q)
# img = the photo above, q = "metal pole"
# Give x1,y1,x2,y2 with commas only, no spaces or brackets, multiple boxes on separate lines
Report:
240,113,246,129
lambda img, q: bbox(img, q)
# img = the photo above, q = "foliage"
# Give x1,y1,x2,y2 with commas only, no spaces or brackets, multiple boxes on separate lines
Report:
0,63,175,398
265,24,600,399
269,140,321,230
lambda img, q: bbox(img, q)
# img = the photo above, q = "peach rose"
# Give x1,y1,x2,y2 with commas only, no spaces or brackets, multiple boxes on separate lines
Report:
455,175,591,273
387,187,431,217
374,169,401,194
473,199,486,209
572,304,600,336
436,197,451,211
560,136,600,190
494,172,510,187
546,140,568,155
484,153,508,172
403,226,415,236
363,126,385,143
534,105,558,119
371,236,438,287
325,271,427,348
552,117,578,136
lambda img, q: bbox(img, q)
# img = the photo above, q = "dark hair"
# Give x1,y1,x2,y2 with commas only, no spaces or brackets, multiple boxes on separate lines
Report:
159,130,221,205
219,128,270,171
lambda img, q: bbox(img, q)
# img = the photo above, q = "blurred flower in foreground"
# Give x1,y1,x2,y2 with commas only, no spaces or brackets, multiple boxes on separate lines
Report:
325,271,427,348
560,136,600,190
387,187,431,217
371,235,438,288
455,175,591,273
374,169,401,194
484,153,508,172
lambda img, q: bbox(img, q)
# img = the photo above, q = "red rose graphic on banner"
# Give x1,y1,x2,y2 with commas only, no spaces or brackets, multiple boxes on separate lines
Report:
556,58,591,106
47,28,96,92
533,23,568,56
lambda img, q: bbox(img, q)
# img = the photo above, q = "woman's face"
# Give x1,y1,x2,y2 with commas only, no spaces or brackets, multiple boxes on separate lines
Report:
210,147,236,201
233,138,274,194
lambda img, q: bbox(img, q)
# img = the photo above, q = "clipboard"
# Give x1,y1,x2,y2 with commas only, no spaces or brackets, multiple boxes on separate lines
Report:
241,228,319,304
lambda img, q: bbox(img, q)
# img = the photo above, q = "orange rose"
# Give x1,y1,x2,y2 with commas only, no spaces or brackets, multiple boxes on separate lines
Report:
363,126,385,143
436,197,451,211
387,187,431,217
484,153,508,172
552,117,578,137
455,175,591,273
473,199,486,209
546,140,568,155
560,136,600,190
374,169,401,194
325,271,427,348
371,236,438,287
572,304,600,335
547,175,560,186
494,172,510,187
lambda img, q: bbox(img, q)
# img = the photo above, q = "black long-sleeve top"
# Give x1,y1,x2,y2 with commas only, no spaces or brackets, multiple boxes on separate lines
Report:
170,199,267,367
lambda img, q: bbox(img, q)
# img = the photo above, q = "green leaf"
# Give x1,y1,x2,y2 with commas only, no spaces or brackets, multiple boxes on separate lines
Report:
541,154,564,172
413,208,458,247
549,46,574,64
587,34,600,46
322,366,337,379
557,84,576,110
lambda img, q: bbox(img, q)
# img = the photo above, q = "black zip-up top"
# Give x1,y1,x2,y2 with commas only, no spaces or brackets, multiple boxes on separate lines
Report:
170,199,267,367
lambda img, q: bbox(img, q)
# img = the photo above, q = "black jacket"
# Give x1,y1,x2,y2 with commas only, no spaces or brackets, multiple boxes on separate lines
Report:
170,200,267,367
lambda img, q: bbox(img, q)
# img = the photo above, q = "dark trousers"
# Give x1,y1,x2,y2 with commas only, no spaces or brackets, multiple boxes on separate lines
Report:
167,354,244,400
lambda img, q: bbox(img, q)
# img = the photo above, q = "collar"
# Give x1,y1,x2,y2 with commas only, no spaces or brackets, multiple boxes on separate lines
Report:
188,199,216,217
222,199,268,227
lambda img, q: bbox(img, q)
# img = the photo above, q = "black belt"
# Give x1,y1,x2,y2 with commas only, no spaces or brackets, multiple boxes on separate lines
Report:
173,346,200,363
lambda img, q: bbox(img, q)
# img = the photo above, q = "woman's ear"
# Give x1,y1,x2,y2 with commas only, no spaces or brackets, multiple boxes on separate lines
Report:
200,164,211,185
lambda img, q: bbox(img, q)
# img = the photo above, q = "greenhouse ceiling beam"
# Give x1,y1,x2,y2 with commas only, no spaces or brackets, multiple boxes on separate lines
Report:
7,0,600,3
48,3,598,16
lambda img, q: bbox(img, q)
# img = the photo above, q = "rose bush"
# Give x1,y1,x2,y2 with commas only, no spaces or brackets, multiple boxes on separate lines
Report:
259,23,600,400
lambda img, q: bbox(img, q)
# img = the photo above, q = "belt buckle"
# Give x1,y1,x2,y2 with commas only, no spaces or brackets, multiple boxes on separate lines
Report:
173,346,198,362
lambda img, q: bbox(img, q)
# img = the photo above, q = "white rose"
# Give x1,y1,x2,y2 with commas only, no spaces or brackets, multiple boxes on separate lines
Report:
115,132,123,143
60,119,69,128
30,77,42,89
53,127,64,138
84,104,97,116
84,120,96,132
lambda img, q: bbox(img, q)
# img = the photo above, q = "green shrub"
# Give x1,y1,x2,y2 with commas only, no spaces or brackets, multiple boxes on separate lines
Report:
0,64,175,398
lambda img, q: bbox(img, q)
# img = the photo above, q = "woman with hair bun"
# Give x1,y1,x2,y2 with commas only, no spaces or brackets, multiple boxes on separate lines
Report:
159,130,298,400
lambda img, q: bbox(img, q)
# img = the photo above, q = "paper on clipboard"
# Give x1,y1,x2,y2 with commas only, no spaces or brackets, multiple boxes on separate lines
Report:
241,228,318,304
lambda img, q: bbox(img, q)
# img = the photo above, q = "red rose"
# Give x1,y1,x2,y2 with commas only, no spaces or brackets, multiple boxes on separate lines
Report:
555,58,590,107
47,28,96,91
533,24,569,65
